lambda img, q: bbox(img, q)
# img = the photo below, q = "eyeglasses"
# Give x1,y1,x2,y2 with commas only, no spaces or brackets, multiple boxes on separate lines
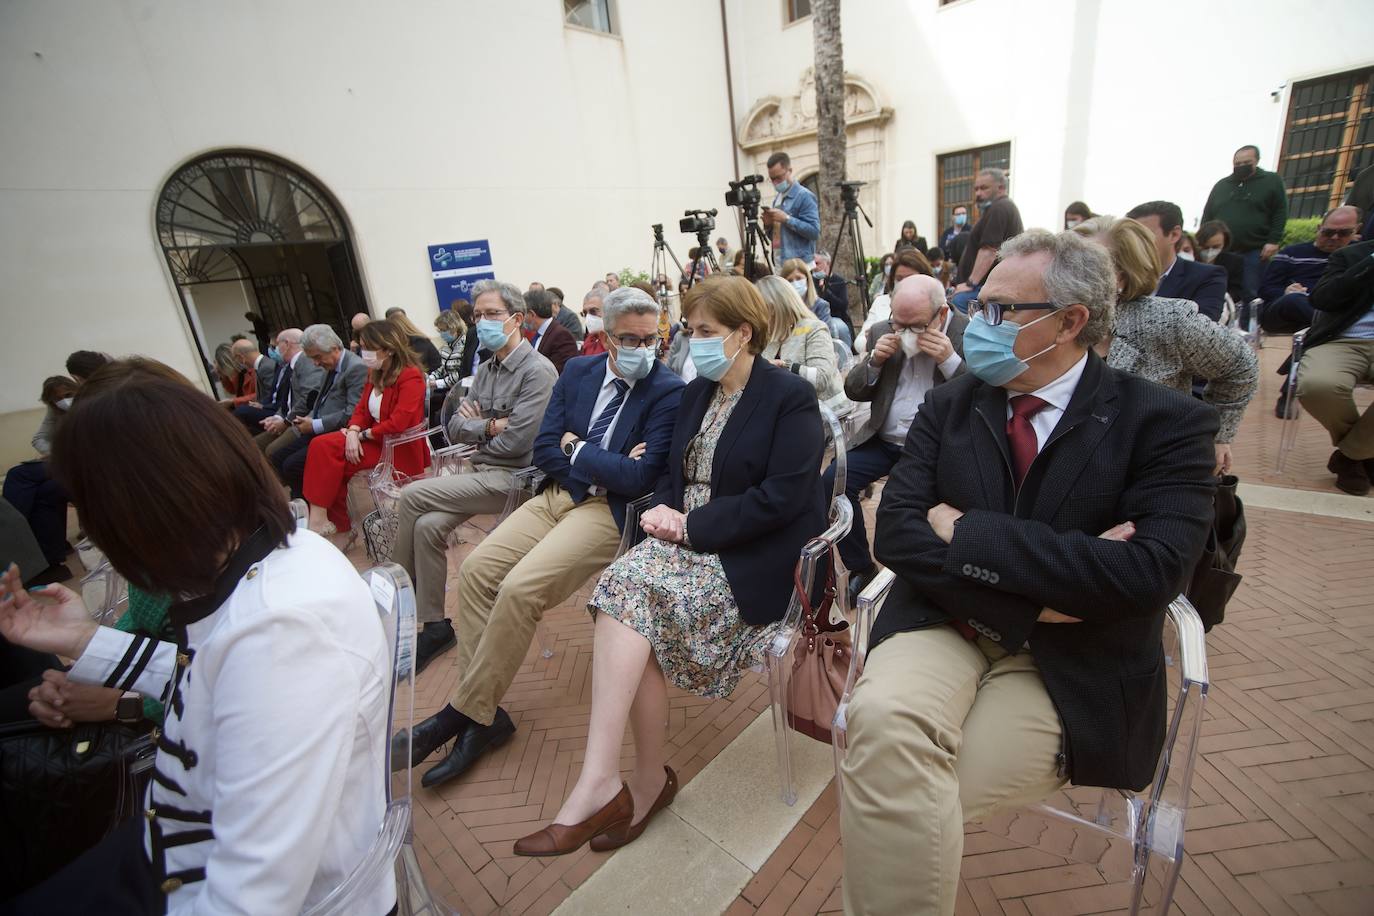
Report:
890,319,937,334
968,300,1061,326
610,334,658,349
1319,228,1356,239
472,310,510,320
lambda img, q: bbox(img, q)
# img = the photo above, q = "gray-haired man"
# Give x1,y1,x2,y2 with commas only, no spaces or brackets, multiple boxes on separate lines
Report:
252,327,325,456
392,279,559,671
272,324,369,496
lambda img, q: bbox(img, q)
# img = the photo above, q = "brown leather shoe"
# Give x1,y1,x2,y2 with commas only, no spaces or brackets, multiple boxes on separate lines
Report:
513,784,632,857
590,766,678,852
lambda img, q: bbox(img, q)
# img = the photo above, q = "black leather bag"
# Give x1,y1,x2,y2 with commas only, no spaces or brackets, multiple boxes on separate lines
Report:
1186,474,1246,631
0,720,155,895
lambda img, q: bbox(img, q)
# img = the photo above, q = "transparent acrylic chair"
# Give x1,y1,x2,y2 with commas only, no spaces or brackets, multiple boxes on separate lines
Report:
764,402,853,806
1275,329,1308,472
79,555,127,626
832,571,1210,914
303,564,455,916
361,422,478,563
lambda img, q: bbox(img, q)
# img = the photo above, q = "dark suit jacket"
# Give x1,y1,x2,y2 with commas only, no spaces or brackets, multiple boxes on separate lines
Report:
1157,256,1228,321
533,354,685,532
844,312,968,447
871,352,1218,790
816,273,849,324
535,320,579,374
1308,239,1374,351
312,350,369,433
253,356,279,403
652,359,828,626
280,354,326,420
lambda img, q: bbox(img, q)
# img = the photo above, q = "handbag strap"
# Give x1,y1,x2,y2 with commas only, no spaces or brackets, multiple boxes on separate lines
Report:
793,544,838,636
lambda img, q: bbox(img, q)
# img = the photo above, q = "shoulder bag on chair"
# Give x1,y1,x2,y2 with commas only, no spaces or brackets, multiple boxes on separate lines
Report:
787,547,851,744
1186,474,1246,631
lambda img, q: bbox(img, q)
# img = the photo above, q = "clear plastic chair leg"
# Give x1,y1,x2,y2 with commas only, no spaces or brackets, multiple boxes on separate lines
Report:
537,620,554,660
765,634,798,806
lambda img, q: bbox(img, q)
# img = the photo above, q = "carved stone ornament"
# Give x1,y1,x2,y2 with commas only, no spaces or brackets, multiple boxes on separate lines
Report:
739,68,892,152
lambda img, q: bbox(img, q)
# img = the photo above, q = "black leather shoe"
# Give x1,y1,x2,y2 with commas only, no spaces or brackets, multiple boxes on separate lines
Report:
415,620,456,674
1329,450,1371,496
421,708,515,789
392,711,466,772
1274,393,1298,420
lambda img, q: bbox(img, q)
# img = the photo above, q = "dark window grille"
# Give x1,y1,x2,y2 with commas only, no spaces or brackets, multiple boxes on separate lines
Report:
937,142,1011,228
1277,68,1374,218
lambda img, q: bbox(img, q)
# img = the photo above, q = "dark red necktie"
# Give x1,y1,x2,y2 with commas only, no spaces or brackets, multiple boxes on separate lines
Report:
1006,394,1050,487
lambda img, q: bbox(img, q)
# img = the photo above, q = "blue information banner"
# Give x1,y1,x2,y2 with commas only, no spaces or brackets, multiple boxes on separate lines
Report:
429,240,495,310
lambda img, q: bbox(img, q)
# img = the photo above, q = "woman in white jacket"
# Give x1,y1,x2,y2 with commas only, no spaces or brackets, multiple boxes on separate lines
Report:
0,359,392,916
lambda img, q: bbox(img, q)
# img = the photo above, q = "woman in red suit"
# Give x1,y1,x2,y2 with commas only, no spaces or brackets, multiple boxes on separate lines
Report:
303,320,427,535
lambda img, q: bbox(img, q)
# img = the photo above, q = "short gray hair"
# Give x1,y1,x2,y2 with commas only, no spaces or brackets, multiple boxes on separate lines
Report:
997,229,1116,348
603,287,662,334
814,249,831,262
979,167,1007,188
583,288,605,307
469,279,525,315
301,324,343,353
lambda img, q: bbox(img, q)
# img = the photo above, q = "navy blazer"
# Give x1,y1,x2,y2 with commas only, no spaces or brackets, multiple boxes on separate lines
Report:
652,359,828,626
1157,256,1227,322
533,353,684,532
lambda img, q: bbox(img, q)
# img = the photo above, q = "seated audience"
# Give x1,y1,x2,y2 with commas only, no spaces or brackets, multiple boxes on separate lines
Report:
1178,231,1198,261
524,287,579,373
0,361,391,915
839,229,1219,915
233,330,299,430
1076,216,1258,473
780,256,832,324
3,374,80,582
302,320,427,535
868,252,896,303
213,342,247,401
755,275,841,399
512,276,827,856
1259,205,1362,335
428,307,469,420
1126,199,1228,321
386,309,443,374
830,275,966,601
1063,199,1094,229
393,280,558,671
812,249,852,342
227,337,276,410
547,286,586,341
927,246,952,287
271,324,369,498
349,310,370,352
944,205,971,266
397,287,684,790
894,219,928,255
859,248,935,347
253,328,326,458
581,288,608,356
1298,237,1374,494
1197,220,1247,309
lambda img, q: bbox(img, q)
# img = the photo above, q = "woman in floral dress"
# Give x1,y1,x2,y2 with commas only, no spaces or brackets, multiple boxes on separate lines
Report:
515,276,829,857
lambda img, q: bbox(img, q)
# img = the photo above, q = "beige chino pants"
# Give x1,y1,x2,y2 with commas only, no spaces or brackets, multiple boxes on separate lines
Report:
1298,338,1374,460
840,625,1066,916
449,483,621,726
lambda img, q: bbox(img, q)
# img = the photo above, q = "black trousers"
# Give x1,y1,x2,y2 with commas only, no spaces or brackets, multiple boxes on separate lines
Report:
271,433,314,499
1,461,67,566
0,815,160,915
822,437,904,575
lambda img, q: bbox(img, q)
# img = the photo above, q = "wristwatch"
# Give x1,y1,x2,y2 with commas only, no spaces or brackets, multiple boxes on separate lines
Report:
562,436,581,457
116,691,143,724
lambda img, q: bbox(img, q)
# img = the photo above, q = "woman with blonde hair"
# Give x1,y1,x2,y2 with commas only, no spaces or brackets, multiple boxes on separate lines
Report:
1073,216,1258,474
303,319,427,534
755,274,841,398
779,257,829,322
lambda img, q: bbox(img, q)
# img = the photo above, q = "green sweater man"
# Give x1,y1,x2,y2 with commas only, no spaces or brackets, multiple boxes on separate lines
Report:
1201,147,1289,256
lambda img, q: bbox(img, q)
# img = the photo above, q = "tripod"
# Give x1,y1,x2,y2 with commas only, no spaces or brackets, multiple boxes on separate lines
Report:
739,204,774,280
650,223,685,294
687,226,720,289
827,183,874,317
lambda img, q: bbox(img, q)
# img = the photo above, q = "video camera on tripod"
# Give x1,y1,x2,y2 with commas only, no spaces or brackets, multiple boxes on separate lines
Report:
724,175,764,212
679,209,717,235
724,174,773,278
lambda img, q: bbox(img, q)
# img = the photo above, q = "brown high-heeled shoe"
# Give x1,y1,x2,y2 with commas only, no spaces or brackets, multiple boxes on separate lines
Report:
513,784,633,857
590,766,678,852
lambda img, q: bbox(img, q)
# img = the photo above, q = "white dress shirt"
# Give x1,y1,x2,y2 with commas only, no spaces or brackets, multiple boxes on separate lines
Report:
1005,351,1088,454
572,362,636,495
873,309,963,446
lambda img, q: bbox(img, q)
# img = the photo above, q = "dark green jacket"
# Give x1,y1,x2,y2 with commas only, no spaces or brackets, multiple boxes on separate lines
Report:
1201,168,1288,252
115,585,172,723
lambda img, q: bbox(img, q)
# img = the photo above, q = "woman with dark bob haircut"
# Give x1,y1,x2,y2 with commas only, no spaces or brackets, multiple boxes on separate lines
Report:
0,359,393,914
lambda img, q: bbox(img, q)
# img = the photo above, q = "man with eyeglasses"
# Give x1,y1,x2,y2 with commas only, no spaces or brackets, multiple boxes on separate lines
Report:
840,229,1219,915
391,279,558,673
399,286,685,789
1259,205,1362,337
829,274,967,604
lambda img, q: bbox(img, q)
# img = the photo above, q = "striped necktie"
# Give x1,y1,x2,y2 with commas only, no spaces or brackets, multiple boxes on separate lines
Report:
587,379,630,446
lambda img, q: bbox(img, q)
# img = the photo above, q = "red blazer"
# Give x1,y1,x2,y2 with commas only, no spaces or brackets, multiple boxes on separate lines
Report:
580,333,607,357
349,365,428,478
229,368,257,406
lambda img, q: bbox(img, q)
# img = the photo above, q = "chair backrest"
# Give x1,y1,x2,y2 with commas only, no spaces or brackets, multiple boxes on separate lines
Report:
369,422,435,510
819,401,846,505
80,557,127,627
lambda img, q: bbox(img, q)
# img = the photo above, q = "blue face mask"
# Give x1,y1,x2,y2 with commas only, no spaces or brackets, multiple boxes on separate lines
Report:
267,346,281,361
440,330,457,345
954,213,967,227
962,311,1060,387
476,317,513,351
689,330,740,382
773,179,791,194
613,343,654,381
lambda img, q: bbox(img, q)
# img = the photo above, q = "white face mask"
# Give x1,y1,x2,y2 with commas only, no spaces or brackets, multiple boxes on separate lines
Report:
1200,247,1222,263
584,314,604,334
1177,250,1195,261
55,397,74,411
900,329,921,359
791,278,809,296
360,348,382,369
1065,218,1082,229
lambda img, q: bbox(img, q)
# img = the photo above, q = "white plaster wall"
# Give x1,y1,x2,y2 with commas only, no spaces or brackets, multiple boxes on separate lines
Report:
185,280,254,363
725,0,1374,248
0,0,736,428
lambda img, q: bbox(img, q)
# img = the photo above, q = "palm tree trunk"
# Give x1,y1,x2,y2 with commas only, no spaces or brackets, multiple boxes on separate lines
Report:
811,0,851,321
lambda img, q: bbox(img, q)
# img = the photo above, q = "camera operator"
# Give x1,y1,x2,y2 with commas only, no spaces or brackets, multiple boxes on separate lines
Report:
762,152,820,266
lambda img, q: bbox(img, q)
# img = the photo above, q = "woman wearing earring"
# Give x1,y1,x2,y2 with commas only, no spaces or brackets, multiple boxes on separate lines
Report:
513,276,828,857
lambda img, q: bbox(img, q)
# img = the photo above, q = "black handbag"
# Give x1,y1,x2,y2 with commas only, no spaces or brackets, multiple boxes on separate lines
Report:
0,719,155,895
1186,474,1247,631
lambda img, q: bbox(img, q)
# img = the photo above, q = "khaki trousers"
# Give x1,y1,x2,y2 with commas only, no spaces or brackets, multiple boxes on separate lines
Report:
449,483,621,725
254,425,299,458
840,626,1066,916
392,468,515,624
1297,338,1374,460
